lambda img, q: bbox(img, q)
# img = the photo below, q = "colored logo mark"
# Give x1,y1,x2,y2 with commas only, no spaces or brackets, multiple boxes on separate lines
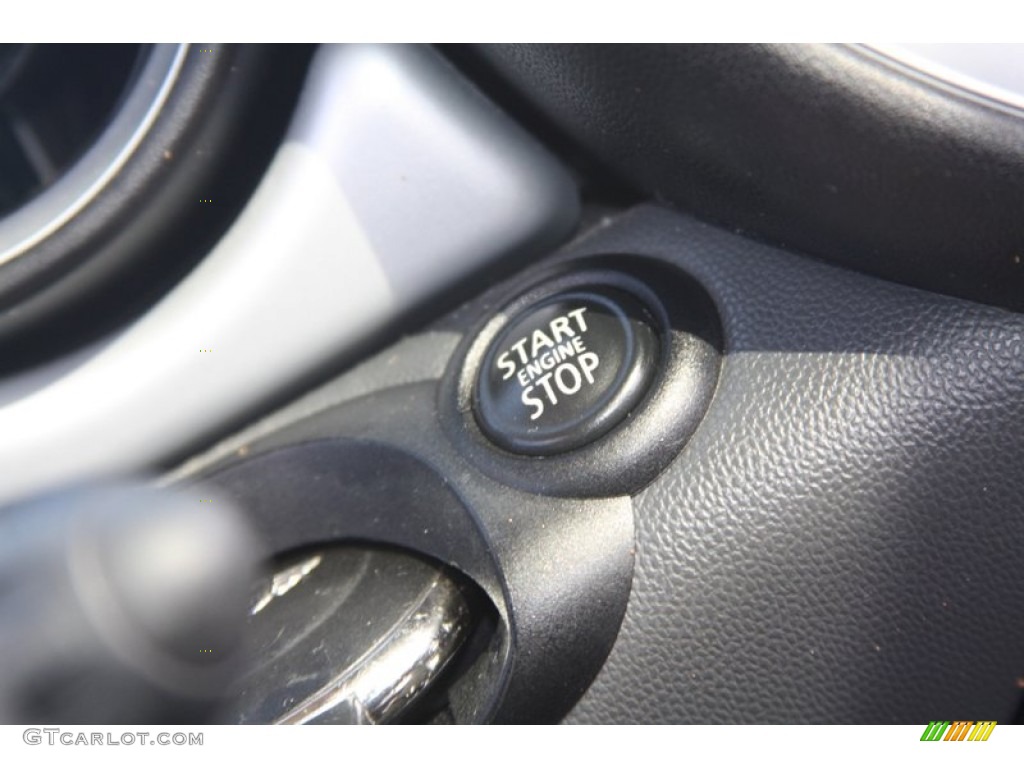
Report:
920,720,996,742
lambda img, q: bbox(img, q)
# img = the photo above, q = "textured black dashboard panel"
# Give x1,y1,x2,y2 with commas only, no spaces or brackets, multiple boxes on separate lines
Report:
463,44,1024,313
560,206,1024,723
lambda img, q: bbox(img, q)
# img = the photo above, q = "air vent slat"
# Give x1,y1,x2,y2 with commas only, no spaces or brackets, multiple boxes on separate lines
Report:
8,107,58,185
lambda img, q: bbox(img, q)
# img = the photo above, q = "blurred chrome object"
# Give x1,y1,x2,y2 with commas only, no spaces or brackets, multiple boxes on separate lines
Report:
235,546,472,725
0,482,259,723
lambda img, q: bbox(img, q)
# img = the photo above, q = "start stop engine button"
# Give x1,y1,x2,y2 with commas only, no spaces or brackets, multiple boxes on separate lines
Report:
474,288,659,455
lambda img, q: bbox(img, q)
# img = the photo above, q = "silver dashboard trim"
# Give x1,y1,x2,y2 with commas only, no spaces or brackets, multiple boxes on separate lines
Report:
863,44,1024,117
0,44,579,504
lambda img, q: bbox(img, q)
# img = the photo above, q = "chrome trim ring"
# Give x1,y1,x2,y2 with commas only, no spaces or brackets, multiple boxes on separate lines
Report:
0,44,189,267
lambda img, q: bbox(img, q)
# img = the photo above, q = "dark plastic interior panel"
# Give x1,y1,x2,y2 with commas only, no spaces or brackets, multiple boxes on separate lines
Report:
173,203,1024,723
461,44,1024,312
174,387,635,724
560,206,1024,723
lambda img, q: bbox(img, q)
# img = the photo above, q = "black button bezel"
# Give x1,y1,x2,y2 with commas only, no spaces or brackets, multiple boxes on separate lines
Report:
474,288,660,455
440,256,721,499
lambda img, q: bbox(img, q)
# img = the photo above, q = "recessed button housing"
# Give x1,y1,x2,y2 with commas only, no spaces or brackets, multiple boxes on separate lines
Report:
474,288,659,455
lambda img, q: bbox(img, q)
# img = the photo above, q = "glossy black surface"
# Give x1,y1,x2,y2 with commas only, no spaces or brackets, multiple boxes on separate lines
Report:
475,288,658,455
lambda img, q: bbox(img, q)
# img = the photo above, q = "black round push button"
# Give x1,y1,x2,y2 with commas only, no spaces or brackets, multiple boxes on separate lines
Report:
474,288,659,455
